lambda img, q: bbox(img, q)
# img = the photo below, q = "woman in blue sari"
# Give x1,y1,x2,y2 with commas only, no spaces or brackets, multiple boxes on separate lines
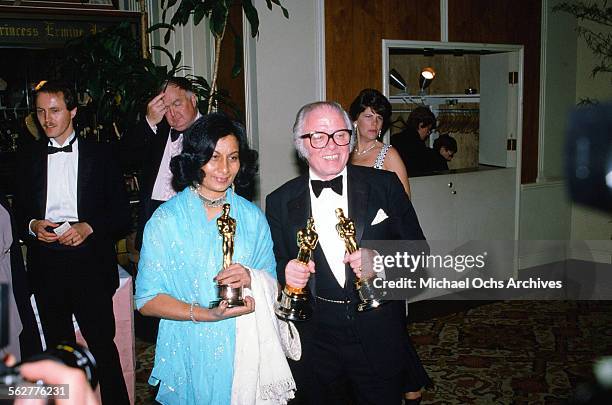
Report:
135,113,281,404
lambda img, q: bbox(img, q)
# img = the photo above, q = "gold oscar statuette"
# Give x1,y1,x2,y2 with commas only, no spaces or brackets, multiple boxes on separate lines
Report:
275,217,318,321
335,208,386,312
219,203,236,270
210,203,244,308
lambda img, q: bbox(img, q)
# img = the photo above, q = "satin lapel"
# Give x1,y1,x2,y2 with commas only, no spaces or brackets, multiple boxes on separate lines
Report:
287,178,310,230
345,165,369,288
34,143,48,218
152,127,170,173
76,139,94,216
347,165,368,245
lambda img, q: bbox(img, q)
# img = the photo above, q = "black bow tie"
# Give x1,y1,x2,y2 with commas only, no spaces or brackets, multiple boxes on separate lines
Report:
48,136,77,154
311,176,343,198
170,128,181,142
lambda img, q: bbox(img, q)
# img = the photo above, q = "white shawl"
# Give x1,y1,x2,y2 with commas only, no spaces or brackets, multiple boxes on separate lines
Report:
231,269,297,404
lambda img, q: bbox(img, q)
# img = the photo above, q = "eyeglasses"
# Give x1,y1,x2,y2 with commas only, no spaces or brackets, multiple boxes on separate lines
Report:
299,129,352,149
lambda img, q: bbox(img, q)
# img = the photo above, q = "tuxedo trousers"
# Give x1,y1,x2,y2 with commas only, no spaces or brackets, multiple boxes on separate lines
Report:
29,243,129,405
290,299,404,405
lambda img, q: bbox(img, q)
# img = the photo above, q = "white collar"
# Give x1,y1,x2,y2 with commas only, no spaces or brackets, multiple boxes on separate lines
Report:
49,131,76,148
308,166,347,181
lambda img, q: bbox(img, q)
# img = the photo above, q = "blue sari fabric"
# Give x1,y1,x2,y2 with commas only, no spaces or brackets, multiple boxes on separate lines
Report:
135,187,276,404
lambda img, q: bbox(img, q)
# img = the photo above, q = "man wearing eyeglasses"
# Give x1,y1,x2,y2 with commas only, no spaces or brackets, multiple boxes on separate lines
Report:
265,101,430,404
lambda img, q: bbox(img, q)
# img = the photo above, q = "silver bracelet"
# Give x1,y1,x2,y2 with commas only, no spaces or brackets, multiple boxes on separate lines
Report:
189,302,199,323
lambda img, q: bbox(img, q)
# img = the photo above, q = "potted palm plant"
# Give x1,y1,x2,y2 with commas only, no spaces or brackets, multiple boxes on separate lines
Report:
157,0,289,112
59,21,217,142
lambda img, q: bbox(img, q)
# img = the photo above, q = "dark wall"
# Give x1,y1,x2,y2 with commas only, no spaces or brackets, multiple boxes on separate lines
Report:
325,0,541,183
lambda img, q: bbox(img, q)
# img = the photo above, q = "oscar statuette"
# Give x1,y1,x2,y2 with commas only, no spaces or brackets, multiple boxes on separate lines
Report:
335,208,386,312
275,217,318,321
210,203,245,308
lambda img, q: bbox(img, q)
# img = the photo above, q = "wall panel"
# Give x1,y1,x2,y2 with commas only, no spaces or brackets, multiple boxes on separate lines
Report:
325,0,439,109
325,0,541,183
217,3,245,121
448,0,541,183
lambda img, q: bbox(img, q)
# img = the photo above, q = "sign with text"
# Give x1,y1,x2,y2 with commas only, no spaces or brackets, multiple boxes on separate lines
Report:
0,18,132,47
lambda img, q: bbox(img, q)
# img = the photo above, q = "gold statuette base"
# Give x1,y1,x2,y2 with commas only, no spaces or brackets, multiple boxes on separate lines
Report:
275,287,312,322
209,284,245,308
357,298,385,312
355,277,388,313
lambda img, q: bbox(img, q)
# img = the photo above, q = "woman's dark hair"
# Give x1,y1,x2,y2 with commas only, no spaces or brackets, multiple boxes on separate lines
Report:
348,88,392,134
171,113,258,192
406,106,437,131
433,134,457,153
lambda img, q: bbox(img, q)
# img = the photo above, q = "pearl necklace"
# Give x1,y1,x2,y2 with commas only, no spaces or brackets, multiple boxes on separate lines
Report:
193,186,227,208
356,141,378,156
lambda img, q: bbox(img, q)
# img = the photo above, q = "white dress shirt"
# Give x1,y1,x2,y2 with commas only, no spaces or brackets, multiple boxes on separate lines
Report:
150,113,201,202
45,132,79,223
309,167,349,287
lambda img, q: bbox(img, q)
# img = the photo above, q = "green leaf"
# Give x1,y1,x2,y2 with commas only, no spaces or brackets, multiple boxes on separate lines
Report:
173,50,182,68
151,46,176,63
190,74,211,91
266,0,289,18
193,5,206,26
169,0,194,26
148,23,175,33
241,0,260,37
211,1,230,37
202,0,215,11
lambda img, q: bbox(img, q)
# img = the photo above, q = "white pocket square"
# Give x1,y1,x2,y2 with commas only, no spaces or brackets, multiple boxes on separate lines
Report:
371,209,388,225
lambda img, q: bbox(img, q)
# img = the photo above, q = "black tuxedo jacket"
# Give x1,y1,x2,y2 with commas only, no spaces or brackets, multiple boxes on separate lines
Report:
391,129,441,176
15,137,130,291
120,119,173,249
121,119,171,206
265,164,426,376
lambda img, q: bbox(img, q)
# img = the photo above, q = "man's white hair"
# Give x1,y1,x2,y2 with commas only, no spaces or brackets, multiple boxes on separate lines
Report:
292,101,356,159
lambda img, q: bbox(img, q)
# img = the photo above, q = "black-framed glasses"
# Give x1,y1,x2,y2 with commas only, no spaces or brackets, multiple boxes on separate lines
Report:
299,129,353,149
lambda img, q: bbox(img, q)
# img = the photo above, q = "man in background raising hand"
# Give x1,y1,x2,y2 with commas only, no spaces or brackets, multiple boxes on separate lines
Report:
121,76,201,251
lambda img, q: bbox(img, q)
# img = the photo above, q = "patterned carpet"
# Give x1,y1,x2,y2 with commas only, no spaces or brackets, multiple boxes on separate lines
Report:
135,301,612,404
135,337,158,405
